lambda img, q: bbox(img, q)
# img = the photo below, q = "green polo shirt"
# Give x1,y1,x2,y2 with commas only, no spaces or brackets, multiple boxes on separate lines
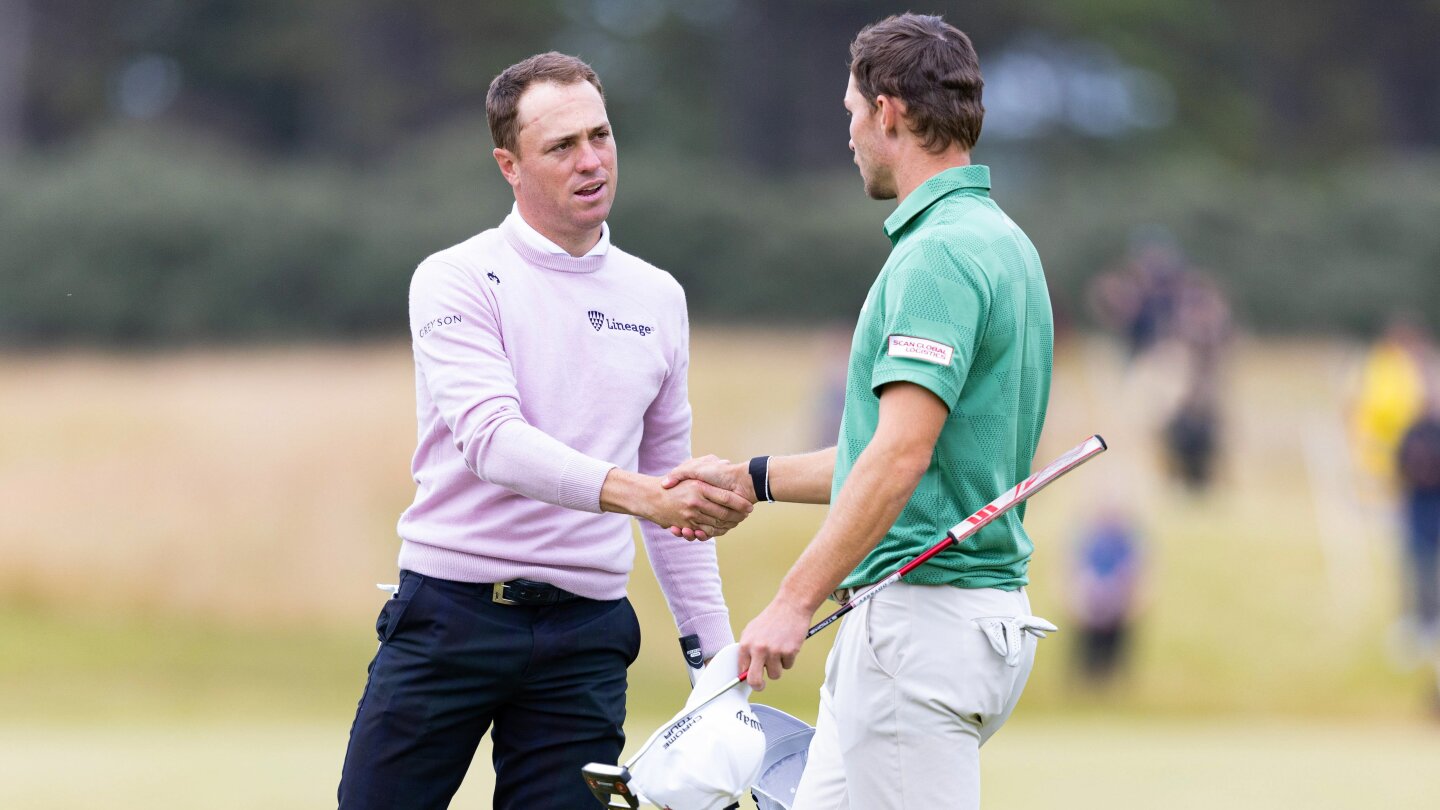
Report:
834,165,1053,591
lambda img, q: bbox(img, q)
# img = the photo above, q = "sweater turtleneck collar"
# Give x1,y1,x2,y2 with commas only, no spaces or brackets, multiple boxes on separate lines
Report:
499,206,608,274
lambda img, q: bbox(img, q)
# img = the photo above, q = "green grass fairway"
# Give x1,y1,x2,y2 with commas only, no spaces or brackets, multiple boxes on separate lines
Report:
1,718,1436,809
986,718,1440,809
3,334,1439,807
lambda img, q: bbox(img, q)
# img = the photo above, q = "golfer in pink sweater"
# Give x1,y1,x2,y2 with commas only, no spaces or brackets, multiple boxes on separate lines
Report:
338,52,752,810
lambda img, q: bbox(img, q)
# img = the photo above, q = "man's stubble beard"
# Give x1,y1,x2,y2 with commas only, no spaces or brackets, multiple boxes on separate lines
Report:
856,150,897,200
862,171,897,201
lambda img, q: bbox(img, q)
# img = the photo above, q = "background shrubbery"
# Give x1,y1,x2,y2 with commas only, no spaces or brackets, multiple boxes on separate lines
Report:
5,125,1439,343
5,0,1439,343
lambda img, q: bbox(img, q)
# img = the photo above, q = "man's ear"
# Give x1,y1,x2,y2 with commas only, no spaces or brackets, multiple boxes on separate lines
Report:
493,147,521,188
875,94,907,139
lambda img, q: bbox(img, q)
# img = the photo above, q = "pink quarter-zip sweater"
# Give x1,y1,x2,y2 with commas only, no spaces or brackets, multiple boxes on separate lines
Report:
396,208,733,654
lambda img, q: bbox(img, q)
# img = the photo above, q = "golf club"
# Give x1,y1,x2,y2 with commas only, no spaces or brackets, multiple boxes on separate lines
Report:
591,433,1107,798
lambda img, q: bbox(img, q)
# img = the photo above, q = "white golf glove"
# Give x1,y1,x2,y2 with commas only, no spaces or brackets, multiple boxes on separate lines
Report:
973,615,1059,667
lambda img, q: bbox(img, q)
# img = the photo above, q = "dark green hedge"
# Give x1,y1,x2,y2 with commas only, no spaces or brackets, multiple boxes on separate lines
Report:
3,125,1438,344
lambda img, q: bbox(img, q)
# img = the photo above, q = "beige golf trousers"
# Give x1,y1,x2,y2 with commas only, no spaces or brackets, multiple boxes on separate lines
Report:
792,582,1039,810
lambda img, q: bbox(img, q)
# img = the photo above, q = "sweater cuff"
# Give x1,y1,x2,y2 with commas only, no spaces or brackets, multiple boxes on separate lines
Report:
558,453,616,513
678,611,735,660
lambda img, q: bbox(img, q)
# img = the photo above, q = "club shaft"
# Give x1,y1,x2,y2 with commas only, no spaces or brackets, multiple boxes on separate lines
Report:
623,434,1106,770
808,434,1106,638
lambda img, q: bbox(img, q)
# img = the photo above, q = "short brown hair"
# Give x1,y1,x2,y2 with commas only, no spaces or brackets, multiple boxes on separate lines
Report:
486,52,605,153
849,14,984,153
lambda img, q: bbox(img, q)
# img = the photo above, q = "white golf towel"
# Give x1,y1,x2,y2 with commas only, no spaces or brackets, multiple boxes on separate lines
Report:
629,643,767,810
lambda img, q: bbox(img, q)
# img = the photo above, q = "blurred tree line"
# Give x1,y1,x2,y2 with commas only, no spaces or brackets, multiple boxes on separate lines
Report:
2,0,1439,344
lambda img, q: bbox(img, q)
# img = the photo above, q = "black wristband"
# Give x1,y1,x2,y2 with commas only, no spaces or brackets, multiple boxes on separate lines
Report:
748,455,773,503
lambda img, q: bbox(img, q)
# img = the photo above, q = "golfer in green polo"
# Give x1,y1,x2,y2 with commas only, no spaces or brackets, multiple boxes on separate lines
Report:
660,13,1054,810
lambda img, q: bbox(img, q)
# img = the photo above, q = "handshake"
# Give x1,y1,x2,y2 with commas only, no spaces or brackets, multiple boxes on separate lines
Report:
603,456,756,540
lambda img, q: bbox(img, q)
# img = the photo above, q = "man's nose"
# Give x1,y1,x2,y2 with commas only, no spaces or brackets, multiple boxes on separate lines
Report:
575,142,602,172
848,139,856,153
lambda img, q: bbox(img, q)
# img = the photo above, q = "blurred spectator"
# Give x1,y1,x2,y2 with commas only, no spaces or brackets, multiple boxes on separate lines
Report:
1089,228,1232,492
1350,317,1432,494
1087,228,1186,361
1163,274,1232,492
1395,395,1440,662
812,325,853,447
1172,272,1231,388
1069,509,1144,687
1165,387,1220,491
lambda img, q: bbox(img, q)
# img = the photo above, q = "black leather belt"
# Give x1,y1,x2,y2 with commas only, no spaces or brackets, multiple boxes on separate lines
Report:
490,579,581,606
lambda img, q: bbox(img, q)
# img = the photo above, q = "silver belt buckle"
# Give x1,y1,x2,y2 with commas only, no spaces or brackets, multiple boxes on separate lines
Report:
492,582,518,605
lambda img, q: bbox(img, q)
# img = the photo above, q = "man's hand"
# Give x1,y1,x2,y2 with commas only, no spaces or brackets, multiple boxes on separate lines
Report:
737,596,812,691
661,456,755,538
664,448,839,513
650,477,753,538
600,468,752,539
661,455,755,500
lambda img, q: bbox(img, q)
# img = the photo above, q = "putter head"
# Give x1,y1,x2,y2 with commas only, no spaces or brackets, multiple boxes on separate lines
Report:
582,763,640,809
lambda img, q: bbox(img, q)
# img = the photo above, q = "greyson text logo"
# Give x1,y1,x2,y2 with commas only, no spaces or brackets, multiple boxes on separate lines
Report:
586,310,653,337
418,314,462,339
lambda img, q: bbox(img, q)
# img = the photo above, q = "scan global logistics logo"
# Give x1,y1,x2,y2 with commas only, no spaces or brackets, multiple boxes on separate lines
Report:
586,310,653,337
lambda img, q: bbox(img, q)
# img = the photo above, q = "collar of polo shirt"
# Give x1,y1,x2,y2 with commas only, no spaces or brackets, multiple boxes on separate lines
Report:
883,165,993,244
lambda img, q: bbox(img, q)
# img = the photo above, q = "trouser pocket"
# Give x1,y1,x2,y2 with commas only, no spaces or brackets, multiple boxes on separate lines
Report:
375,570,424,644
862,586,909,678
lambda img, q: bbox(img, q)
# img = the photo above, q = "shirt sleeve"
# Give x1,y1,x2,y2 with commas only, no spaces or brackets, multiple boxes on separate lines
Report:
868,240,990,410
410,258,615,512
634,298,734,656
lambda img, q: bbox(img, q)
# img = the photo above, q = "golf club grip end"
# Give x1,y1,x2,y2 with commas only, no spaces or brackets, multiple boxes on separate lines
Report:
678,633,704,674
1094,434,1108,451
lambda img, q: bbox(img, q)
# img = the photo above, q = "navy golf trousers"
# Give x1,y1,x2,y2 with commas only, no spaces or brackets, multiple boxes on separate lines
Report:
337,570,641,809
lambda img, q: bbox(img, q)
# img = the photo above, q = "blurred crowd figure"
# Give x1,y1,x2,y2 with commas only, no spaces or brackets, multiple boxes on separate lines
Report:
1351,317,1440,709
813,325,854,447
1350,318,1432,495
1088,228,1232,493
1068,508,1144,688
1397,397,1440,658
